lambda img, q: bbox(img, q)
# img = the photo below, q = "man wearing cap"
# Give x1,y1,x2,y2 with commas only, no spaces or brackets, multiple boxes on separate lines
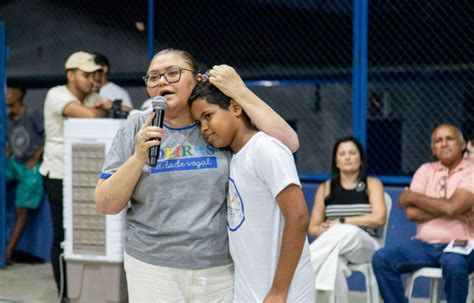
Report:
5,79,44,265
39,51,107,302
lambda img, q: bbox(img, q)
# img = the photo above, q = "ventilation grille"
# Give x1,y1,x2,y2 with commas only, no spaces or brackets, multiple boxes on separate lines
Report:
71,143,106,255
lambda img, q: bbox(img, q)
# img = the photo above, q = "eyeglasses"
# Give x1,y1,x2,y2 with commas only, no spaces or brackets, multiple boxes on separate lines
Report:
142,67,194,88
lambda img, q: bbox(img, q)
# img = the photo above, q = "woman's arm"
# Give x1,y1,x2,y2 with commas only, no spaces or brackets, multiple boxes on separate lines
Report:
95,156,147,214
208,65,299,152
95,113,163,214
334,177,386,229
308,181,330,238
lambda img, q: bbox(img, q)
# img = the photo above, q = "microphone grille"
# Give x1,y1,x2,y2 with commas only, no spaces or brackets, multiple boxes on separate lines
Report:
152,96,168,110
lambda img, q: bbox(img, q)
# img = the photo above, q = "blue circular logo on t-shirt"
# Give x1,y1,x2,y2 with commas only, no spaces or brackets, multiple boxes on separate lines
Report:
227,177,245,231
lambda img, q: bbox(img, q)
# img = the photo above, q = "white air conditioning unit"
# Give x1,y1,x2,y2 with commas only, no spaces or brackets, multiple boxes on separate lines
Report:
63,118,128,302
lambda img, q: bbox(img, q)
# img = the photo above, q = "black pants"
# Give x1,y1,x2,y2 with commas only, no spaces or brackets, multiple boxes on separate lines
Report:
43,176,68,299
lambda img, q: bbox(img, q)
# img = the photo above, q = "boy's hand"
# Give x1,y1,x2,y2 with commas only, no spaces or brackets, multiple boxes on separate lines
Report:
263,288,287,303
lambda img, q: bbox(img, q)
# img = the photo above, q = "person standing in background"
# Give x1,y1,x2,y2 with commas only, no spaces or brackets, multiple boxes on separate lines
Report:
5,79,44,265
40,51,107,303
92,52,133,110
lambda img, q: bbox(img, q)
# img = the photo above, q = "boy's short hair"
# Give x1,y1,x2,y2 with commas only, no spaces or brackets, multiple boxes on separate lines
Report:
189,80,231,110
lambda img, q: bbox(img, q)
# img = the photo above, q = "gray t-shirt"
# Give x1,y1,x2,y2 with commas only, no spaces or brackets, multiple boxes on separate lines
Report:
7,108,44,162
101,113,232,269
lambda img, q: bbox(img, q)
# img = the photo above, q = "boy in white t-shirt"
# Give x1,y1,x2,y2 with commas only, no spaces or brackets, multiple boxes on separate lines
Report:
189,66,315,303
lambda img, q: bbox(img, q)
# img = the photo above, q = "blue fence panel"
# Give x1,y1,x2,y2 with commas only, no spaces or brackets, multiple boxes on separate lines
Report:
352,0,368,147
366,1,473,177
147,0,155,61
0,21,7,269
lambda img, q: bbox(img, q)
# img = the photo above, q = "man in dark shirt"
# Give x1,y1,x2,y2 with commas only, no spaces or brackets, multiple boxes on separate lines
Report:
5,79,44,264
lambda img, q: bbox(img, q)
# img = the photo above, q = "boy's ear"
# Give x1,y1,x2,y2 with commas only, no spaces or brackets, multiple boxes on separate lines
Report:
230,100,244,117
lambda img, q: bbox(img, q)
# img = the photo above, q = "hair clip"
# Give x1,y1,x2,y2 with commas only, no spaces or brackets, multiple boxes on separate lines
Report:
202,70,210,82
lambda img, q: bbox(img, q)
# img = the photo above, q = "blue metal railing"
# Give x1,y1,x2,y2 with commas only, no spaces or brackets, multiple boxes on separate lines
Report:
147,0,155,61
300,173,412,186
0,21,7,269
247,1,411,187
352,0,368,148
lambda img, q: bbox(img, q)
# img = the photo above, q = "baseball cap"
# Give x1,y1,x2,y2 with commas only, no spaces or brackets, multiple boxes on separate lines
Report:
65,51,103,72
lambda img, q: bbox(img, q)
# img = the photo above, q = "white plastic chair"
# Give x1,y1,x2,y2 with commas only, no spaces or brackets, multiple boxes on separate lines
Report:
405,267,474,303
346,192,392,303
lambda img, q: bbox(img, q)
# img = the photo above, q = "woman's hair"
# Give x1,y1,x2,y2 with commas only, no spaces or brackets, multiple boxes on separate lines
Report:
325,136,368,203
153,48,199,74
188,80,231,109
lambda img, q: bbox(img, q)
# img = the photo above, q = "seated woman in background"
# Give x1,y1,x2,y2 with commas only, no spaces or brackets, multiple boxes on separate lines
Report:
464,134,474,162
308,136,386,303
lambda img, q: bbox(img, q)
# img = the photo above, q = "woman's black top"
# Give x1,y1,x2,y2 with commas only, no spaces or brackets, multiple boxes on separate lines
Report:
325,183,377,237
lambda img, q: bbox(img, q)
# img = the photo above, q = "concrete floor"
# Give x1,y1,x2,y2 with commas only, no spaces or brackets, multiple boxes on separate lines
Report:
0,263,436,303
0,263,58,303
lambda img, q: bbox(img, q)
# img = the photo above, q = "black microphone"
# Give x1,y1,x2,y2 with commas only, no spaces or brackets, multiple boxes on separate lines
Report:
148,96,168,167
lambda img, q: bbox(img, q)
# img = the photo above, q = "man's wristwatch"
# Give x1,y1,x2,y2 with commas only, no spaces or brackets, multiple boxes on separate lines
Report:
339,217,346,224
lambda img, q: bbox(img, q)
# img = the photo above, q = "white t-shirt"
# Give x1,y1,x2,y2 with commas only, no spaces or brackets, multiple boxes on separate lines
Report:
228,132,315,302
39,85,93,179
83,92,102,106
99,82,133,108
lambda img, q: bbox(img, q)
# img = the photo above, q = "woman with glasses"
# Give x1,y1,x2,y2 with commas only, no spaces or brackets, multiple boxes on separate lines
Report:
95,48,298,302
307,137,386,303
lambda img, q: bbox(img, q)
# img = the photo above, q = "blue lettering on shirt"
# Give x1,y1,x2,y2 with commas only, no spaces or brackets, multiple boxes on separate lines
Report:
150,156,217,173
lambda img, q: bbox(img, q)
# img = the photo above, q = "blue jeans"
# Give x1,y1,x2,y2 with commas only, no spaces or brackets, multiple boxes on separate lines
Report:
372,239,474,303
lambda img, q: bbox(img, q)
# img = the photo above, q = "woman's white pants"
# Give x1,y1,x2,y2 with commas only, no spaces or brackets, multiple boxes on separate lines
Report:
124,252,234,303
309,224,380,303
